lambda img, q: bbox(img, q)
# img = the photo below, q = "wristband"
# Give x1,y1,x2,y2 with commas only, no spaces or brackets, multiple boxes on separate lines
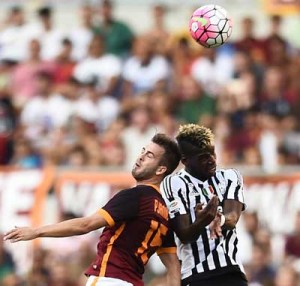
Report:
220,214,225,227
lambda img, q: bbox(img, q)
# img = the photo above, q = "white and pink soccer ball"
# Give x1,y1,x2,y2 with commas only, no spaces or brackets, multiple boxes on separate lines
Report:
189,4,233,48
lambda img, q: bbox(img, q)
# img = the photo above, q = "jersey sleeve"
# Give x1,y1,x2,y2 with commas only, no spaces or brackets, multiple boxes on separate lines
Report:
99,188,140,227
223,169,246,210
160,175,189,219
156,228,177,255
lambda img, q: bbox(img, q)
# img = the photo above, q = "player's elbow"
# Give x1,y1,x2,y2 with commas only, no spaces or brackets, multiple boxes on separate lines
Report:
225,213,239,230
177,231,199,244
78,218,97,234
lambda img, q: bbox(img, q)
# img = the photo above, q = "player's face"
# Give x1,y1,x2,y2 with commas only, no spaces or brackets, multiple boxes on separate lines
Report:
186,145,216,181
132,143,165,181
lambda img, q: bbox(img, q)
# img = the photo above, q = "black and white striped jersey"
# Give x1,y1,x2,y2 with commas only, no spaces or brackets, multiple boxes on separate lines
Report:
161,168,246,283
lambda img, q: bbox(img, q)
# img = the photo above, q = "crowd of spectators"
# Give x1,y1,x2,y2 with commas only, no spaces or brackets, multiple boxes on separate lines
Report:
1,0,300,285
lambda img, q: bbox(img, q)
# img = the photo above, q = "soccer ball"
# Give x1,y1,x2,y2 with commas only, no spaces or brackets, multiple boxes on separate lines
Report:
189,4,233,48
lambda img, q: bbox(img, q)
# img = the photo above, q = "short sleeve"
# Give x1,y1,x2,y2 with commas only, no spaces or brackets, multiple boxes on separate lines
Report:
156,228,176,255
160,175,189,219
223,169,246,210
99,188,140,226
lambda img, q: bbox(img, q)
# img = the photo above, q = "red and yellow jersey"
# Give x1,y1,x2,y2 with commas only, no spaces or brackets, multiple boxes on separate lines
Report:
85,184,176,286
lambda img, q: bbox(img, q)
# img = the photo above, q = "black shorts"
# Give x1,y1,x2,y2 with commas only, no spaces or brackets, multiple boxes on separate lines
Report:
183,271,248,286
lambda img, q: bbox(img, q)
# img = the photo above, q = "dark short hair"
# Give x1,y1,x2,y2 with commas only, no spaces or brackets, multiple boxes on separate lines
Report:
176,124,214,157
38,6,52,17
151,133,181,176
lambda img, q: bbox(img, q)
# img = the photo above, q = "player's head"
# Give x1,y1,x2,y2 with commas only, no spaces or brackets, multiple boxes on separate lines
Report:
132,133,181,182
176,124,216,180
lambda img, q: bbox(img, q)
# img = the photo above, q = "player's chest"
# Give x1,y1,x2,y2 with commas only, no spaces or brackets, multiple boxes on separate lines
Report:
186,179,227,203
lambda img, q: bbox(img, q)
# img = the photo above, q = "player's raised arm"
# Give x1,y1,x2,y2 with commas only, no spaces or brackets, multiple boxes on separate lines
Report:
4,212,108,242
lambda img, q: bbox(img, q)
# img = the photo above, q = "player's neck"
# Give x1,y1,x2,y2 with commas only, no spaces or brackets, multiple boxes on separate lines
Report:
185,168,208,182
136,178,160,188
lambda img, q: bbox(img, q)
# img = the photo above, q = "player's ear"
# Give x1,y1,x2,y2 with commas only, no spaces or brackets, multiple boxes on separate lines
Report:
181,155,187,164
156,165,167,176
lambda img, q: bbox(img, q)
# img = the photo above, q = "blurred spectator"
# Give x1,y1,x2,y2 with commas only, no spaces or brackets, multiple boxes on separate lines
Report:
176,75,216,124
280,115,300,164
26,247,50,286
145,4,170,56
285,211,300,259
190,47,233,97
93,0,134,58
247,243,276,286
11,39,56,108
263,15,291,66
34,6,66,61
232,50,264,98
75,79,120,132
121,106,162,170
53,38,76,85
64,145,88,167
122,35,170,98
68,4,94,61
0,274,20,286
20,71,72,144
239,211,260,264
9,138,42,168
0,233,16,282
73,34,122,96
285,59,300,110
100,118,125,166
259,66,290,117
48,260,78,286
234,16,265,64
0,6,31,62
0,63,16,164
170,37,197,88
223,110,260,164
274,263,300,286
258,113,280,173
67,115,104,167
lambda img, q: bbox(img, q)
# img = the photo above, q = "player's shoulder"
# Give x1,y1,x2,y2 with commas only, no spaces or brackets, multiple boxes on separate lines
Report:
217,168,243,184
162,170,187,186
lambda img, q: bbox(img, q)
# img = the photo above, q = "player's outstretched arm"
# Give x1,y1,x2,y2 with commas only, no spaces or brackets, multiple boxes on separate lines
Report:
4,212,108,242
159,252,181,286
170,196,219,244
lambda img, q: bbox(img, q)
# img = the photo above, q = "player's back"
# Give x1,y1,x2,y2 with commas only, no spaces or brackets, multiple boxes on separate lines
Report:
85,184,175,286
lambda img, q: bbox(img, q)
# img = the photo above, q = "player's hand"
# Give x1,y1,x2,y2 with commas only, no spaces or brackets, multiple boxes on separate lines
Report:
194,196,219,226
209,212,223,239
3,227,38,242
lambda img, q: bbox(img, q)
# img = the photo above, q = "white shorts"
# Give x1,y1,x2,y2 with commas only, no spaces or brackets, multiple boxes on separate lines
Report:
86,276,134,286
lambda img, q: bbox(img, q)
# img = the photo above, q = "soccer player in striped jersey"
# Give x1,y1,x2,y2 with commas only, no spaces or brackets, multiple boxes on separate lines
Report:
4,134,181,286
161,124,248,286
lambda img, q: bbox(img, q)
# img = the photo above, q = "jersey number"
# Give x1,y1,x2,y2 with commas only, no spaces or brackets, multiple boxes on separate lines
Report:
136,220,168,264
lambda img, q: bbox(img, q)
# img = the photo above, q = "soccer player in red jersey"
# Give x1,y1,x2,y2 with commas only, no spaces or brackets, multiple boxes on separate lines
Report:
4,133,181,286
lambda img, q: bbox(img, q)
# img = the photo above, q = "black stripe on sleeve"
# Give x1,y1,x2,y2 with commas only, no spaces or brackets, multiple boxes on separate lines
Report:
166,176,175,201
178,177,191,210
234,184,241,201
178,188,188,212
224,179,232,200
